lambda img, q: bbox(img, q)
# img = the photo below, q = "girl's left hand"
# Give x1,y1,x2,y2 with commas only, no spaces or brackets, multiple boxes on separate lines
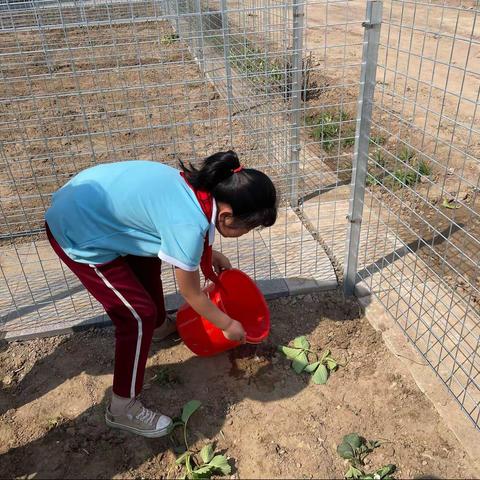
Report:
212,250,232,274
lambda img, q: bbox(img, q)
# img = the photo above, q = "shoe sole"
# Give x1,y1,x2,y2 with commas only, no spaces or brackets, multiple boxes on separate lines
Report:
105,415,173,438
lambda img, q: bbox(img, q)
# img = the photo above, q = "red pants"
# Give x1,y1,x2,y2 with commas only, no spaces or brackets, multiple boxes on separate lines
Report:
46,224,166,398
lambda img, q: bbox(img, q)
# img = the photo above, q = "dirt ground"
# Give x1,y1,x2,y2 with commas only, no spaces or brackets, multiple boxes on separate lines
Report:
0,291,477,479
0,20,236,237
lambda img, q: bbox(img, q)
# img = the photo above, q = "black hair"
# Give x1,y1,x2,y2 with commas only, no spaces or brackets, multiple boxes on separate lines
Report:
179,150,277,229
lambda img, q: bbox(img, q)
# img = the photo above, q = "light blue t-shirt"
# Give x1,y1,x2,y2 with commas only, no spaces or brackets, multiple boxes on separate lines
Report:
45,161,215,270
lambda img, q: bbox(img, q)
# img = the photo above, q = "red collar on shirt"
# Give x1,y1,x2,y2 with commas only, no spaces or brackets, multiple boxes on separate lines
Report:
180,172,219,284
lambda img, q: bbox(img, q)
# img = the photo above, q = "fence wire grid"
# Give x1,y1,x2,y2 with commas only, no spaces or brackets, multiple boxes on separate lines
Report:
0,0,479,429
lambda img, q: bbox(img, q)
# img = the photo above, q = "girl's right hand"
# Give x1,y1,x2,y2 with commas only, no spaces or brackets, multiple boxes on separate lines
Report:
222,319,246,343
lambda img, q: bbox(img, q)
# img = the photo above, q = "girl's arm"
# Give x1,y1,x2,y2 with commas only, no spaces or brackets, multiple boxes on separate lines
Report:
175,268,246,343
212,249,232,274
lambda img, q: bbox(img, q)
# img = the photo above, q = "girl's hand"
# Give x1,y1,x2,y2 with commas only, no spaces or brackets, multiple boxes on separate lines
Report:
222,319,246,343
212,250,232,275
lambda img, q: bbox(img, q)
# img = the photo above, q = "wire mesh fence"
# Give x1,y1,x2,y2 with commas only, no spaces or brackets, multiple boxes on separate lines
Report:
350,0,480,428
0,0,344,340
0,0,479,429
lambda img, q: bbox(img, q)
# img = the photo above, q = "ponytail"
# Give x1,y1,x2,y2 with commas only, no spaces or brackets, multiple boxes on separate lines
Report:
179,151,240,191
180,150,277,229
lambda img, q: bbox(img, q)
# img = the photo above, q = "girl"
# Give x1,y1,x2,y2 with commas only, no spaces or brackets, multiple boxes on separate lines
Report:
45,150,277,438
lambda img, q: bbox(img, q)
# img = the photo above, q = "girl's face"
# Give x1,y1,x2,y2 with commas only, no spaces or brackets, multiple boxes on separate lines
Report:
215,202,251,238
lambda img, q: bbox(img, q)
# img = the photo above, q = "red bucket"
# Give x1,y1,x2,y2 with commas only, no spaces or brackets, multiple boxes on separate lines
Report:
176,269,270,356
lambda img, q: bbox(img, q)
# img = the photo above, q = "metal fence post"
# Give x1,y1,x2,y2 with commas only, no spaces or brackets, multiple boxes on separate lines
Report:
289,0,304,205
343,0,383,295
194,0,205,73
219,0,234,142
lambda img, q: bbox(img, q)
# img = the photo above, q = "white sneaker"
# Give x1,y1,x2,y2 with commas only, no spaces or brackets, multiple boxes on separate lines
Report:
152,314,177,341
105,399,172,438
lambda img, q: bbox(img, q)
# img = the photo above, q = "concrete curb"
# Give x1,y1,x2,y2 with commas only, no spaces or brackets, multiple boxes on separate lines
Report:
3,277,338,342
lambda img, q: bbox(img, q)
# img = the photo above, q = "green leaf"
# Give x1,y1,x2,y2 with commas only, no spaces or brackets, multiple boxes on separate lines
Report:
326,358,338,371
345,465,364,479
209,455,231,475
292,351,309,374
304,361,321,373
320,349,331,363
176,451,191,465
343,433,364,449
279,345,303,360
312,364,329,384
200,444,214,464
374,464,396,479
442,198,460,209
338,433,364,460
293,336,310,350
182,400,202,424
192,464,215,478
337,442,355,460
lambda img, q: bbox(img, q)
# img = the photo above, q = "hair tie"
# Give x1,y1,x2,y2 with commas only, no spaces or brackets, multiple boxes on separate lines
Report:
232,165,243,173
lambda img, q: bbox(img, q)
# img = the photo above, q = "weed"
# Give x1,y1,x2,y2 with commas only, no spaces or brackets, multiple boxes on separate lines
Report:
279,335,342,384
342,129,356,148
366,173,382,187
417,159,431,177
392,168,417,187
365,146,430,190
161,33,179,45
46,414,65,431
369,135,386,146
337,433,396,479
228,40,284,84
372,149,386,167
397,146,415,164
151,366,179,386
306,111,352,152
391,158,431,189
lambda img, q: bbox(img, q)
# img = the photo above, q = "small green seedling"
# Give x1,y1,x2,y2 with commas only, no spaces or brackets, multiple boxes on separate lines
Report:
337,433,396,480
278,336,341,384
176,443,231,479
170,399,202,450
170,400,232,479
